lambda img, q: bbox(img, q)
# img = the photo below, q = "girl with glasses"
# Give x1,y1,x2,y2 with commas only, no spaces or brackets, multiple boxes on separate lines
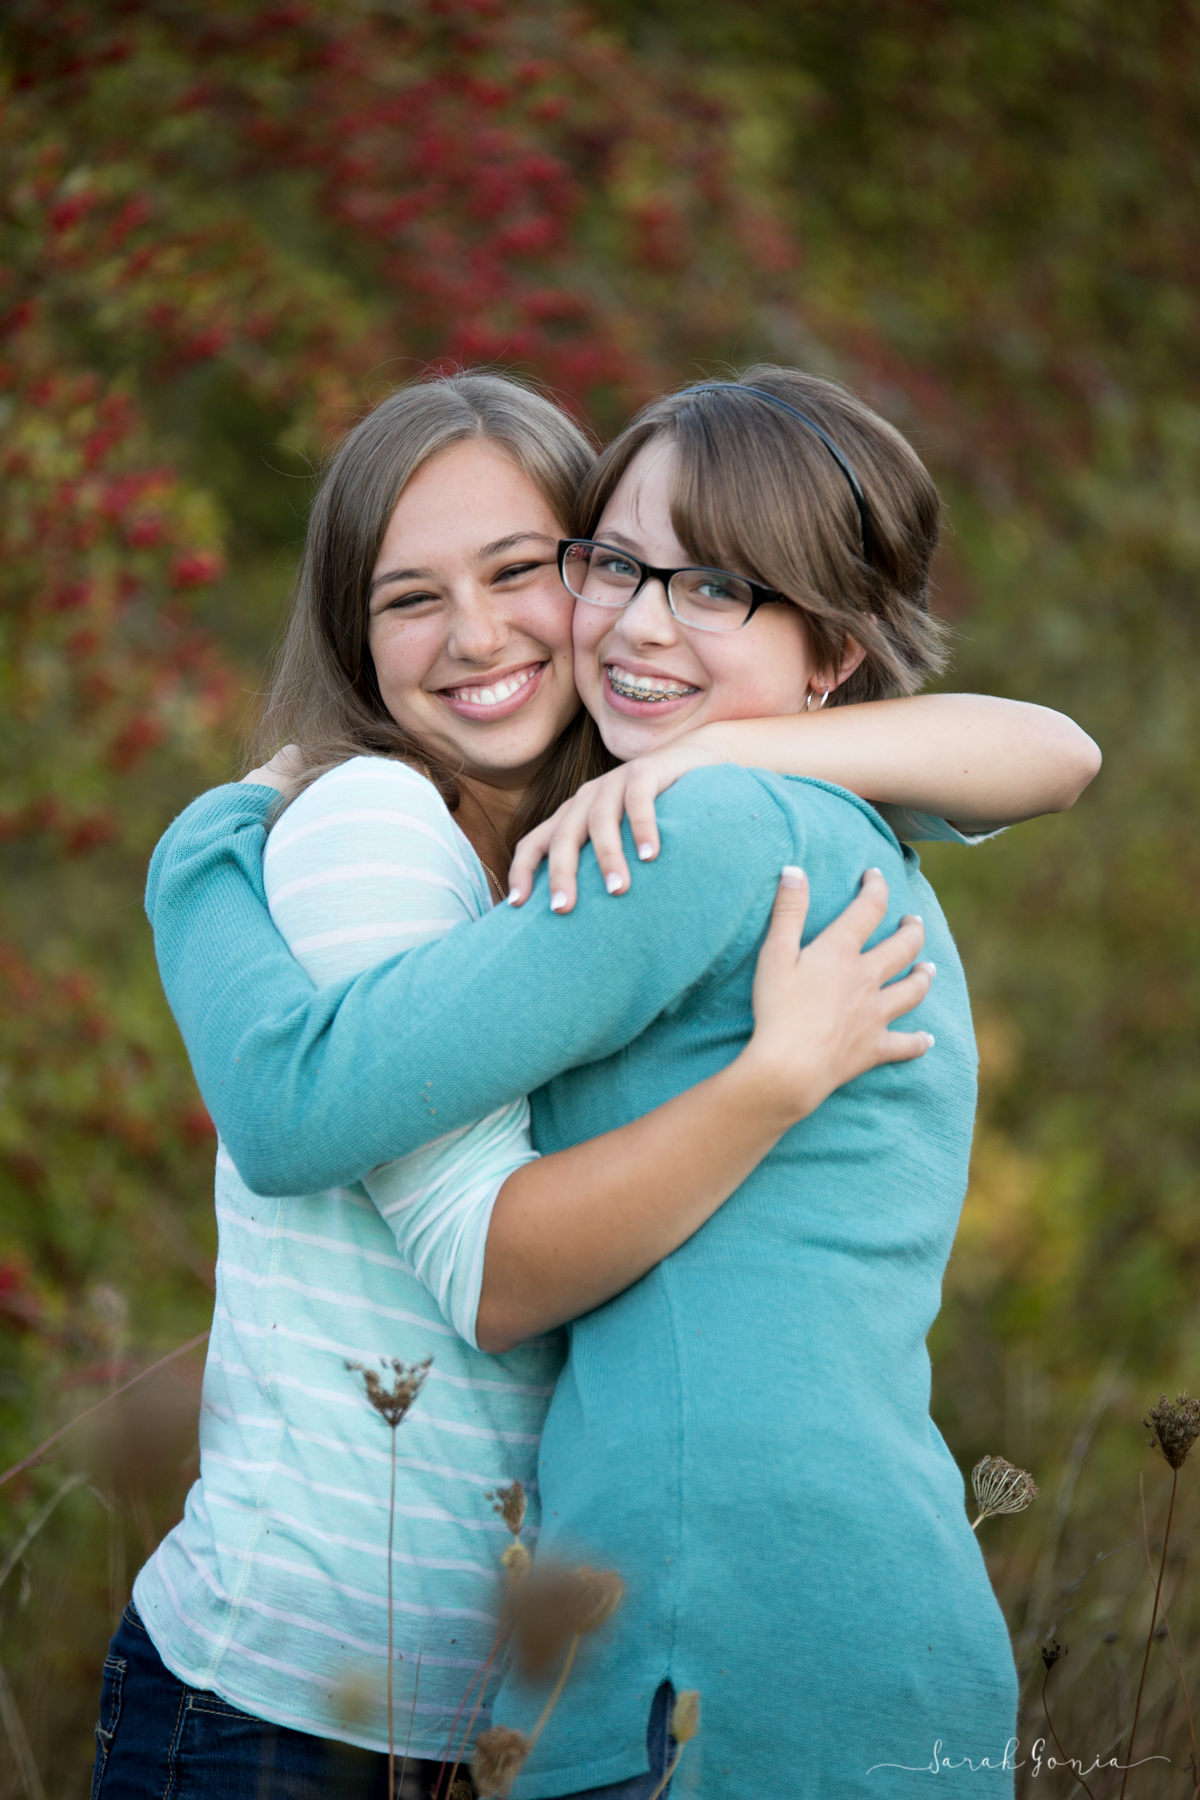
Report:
107,369,1097,1799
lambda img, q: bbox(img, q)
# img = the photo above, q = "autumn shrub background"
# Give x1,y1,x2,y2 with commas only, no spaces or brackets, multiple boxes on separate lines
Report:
1,2,1198,1792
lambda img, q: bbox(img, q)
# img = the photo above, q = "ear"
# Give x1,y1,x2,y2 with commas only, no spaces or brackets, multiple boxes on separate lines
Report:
816,636,867,696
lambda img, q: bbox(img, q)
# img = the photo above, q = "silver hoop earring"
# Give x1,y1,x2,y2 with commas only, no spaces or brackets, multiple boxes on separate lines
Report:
805,686,831,712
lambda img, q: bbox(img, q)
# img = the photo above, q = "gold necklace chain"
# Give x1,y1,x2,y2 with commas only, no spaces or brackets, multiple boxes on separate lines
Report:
478,858,506,902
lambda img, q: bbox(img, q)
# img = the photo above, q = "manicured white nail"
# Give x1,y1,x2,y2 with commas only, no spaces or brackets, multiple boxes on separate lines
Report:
866,866,883,877
605,871,624,894
924,1032,935,1048
780,865,806,889
637,842,655,861
550,891,568,912
919,961,936,976
506,888,522,905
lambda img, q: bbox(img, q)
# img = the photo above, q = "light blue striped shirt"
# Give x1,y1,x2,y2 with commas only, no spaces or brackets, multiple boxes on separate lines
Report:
134,757,565,1757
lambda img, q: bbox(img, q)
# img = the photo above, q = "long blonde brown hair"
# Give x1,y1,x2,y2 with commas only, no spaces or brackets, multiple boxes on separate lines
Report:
254,371,616,844
574,365,948,705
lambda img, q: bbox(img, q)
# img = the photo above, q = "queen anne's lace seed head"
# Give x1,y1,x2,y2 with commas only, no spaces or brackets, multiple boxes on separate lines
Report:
344,1356,431,1428
487,1480,527,1537
1145,1394,1200,1471
971,1455,1039,1522
511,1563,626,1674
471,1725,530,1797
670,1689,701,1744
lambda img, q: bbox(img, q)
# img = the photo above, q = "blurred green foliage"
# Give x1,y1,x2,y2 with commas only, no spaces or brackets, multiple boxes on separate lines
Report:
1,0,1197,1791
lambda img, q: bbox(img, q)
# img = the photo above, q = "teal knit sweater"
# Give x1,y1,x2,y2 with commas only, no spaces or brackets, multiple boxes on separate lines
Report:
147,766,1017,1797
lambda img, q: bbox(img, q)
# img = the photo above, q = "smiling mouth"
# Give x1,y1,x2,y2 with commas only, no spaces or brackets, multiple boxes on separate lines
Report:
606,666,700,703
440,664,543,708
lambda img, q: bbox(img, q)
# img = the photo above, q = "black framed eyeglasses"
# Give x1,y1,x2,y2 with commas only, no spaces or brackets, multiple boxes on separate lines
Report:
558,539,790,634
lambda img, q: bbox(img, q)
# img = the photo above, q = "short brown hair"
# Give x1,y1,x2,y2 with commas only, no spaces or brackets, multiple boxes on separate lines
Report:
254,371,614,842
574,364,948,705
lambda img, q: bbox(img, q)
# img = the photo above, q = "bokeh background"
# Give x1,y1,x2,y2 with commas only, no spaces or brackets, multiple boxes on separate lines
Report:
1,2,1197,1793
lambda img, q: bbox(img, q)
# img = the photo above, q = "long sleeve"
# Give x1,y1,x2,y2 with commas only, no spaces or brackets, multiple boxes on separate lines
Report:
260,755,540,1345
874,804,1006,846
147,764,798,1198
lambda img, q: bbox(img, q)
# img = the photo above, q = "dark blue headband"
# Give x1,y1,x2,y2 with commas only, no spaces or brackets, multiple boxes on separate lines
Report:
688,381,875,566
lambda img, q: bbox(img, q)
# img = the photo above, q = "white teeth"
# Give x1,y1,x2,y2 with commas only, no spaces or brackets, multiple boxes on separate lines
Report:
450,668,536,707
607,667,695,702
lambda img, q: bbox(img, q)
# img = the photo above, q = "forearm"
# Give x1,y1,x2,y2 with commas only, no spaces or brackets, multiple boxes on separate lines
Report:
147,771,789,1194
694,694,1101,826
476,1047,796,1352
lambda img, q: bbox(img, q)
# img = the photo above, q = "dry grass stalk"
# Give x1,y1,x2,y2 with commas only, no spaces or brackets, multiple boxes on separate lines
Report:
0,1653,46,1800
468,1562,626,1792
1121,1396,1200,1800
1137,1472,1199,1799
1038,1644,1097,1800
520,1567,625,1764
345,1356,432,1800
0,1470,88,1595
971,1455,1038,1530
0,1328,211,1491
437,1482,532,1797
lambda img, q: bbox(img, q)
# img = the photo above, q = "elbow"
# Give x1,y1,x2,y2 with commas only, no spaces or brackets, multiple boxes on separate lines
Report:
474,1309,522,1356
1044,717,1103,812
224,1130,335,1199
474,1292,541,1356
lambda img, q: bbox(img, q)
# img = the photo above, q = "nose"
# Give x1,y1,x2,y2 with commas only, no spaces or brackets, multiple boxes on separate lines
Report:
445,585,510,664
615,576,679,647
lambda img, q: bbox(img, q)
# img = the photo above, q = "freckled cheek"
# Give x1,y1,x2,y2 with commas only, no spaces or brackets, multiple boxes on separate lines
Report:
692,644,806,719
512,585,575,661
368,622,442,708
570,607,608,691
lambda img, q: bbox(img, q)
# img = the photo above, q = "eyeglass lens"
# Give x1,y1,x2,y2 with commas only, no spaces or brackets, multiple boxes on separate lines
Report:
561,542,755,632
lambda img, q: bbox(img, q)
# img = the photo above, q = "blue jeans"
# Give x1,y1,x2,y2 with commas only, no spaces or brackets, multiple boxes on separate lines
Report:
553,1682,675,1800
91,1604,472,1799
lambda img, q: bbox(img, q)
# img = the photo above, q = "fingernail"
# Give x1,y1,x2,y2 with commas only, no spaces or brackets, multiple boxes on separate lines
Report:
637,842,655,861
780,865,806,889
866,866,883,877
506,888,522,905
605,871,624,894
550,892,568,912
919,961,936,976
924,1032,936,1048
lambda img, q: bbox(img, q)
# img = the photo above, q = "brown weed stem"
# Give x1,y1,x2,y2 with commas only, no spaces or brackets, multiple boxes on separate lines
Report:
387,1426,397,1800
1138,1471,1198,1798
1041,1660,1097,1800
1121,1465,1179,1800
526,1634,579,1754
437,1600,512,1800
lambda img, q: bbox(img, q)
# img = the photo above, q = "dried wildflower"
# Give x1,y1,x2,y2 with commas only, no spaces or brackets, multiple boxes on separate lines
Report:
670,1689,701,1744
344,1353,432,1800
511,1562,626,1675
501,1540,532,1580
970,1455,1039,1528
487,1480,527,1537
1040,1641,1064,1672
471,1725,530,1797
1145,1393,1200,1470
345,1356,432,1428
645,1688,703,1800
